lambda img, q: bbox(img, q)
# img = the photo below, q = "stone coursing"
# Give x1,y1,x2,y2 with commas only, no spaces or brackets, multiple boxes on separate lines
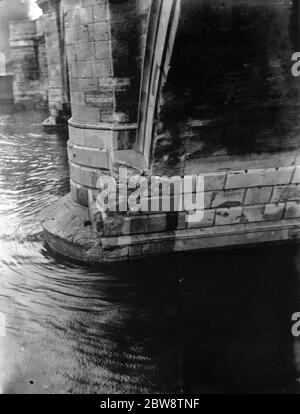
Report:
40,0,300,263
9,19,49,105
37,0,71,125
0,75,13,101
151,0,300,175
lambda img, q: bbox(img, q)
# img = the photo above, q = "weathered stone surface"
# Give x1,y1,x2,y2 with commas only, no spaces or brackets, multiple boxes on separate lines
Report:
187,209,215,229
203,172,226,191
271,184,300,203
244,187,273,205
285,201,300,219
85,128,114,149
211,189,245,209
68,143,111,169
40,0,300,263
292,167,300,184
225,167,294,189
37,0,70,124
9,19,48,105
69,125,86,146
40,195,300,263
241,205,265,223
0,75,13,101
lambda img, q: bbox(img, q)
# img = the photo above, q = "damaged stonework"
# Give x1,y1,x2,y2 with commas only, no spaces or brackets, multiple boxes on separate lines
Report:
37,0,70,127
41,149,300,262
40,194,103,262
8,0,70,125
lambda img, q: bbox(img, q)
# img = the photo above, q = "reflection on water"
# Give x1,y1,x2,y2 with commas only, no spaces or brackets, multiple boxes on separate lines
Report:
0,104,300,393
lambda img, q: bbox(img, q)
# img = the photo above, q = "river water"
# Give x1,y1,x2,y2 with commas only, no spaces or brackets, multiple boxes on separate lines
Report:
0,104,300,394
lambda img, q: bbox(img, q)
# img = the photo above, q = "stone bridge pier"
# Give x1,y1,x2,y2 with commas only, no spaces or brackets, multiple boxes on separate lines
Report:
41,0,300,262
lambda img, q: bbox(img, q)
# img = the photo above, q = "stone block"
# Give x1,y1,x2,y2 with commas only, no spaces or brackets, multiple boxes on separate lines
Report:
114,129,136,150
103,246,129,261
77,60,96,78
187,209,215,228
80,166,102,187
147,212,186,233
70,77,79,92
77,106,101,123
225,167,294,189
95,40,110,60
78,24,89,43
88,21,109,41
66,44,77,62
68,143,111,170
77,41,95,61
100,76,130,89
203,172,226,191
70,180,79,203
244,186,273,205
70,180,89,206
65,26,78,45
88,188,104,234
241,205,264,223
85,92,114,108
78,77,98,92
104,215,146,237
284,201,300,219
215,206,242,226
100,111,129,123
71,91,86,106
79,7,94,24
204,192,213,209
211,188,245,208
93,5,107,22
68,60,78,78
95,59,112,77
77,184,89,206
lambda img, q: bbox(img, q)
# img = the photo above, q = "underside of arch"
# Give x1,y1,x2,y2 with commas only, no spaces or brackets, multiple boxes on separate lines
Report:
137,0,181,168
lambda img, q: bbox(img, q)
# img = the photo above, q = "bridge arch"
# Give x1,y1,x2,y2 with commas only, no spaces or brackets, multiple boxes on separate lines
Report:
137,0,181,167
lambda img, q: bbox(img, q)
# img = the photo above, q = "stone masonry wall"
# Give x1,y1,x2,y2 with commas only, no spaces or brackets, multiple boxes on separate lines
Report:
37,0,70,125
9,19,48,105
